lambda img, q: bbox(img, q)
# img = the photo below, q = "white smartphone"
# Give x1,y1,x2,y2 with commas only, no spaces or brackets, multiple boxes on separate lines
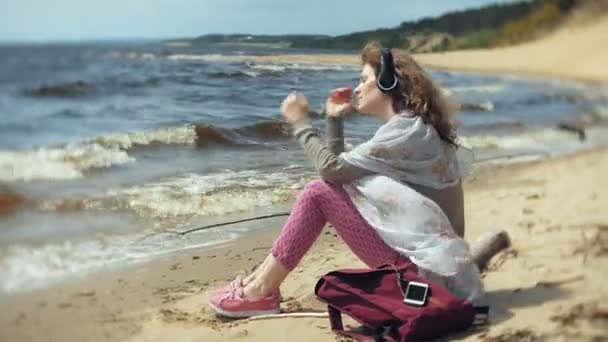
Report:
403,281,429,306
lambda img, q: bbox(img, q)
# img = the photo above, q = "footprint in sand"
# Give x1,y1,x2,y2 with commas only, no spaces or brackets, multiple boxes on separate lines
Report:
158,308,191,323
550,301,608,328
478,329,544,342
573,225,608,262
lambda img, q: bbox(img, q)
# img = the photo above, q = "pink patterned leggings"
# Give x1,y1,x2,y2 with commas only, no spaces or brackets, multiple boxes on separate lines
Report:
271,180,407,271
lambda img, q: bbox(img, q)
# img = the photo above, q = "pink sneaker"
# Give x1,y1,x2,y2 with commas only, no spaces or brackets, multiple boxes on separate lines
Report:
208,287,281,318
214,275,245,294
212,275,282,299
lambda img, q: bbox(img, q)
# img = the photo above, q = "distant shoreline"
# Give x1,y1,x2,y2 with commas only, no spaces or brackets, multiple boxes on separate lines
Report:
210,14,608,85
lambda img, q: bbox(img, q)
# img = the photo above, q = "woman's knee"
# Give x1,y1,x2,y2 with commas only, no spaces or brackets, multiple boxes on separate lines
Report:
301,179,332,197
298,179,346,213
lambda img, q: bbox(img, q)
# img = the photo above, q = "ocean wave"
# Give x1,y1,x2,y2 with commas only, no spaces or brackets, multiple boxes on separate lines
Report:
166,53,239,63
0,121,293,182
203,62,355,80
460,129,598,164
444,84,505,95
193,125,242,146
232,120,293,139
83,170,306,218
21,76,161,99
521,92,586,105
194,121,292,147
96,121,291,150
248,64,288,72
94,125,198,150
206,70,261,79
163,54,358,73
0,231,234,295
22,80,95,98
593,105,608,120
49,108,86,119
0,126,198,182
114,76,162,89
247,62,356,72
0,190,30,216
106,51,157,60
0,144,134,182
459,101,495,112
90,121,291,150
460,128,592,151
465,121,525,132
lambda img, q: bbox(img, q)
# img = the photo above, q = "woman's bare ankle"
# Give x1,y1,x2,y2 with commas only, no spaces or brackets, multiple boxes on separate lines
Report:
243,280,277,299
242,273,256,286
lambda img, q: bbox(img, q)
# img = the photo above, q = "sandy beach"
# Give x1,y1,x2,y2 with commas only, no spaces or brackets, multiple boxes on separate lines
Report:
1,147,607,341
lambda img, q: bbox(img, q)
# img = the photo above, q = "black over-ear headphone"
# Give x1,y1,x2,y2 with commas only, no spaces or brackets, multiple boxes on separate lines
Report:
377,48,398,94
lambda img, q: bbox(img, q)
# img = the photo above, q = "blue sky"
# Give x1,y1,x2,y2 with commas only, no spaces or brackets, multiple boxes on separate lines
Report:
0,0,517,42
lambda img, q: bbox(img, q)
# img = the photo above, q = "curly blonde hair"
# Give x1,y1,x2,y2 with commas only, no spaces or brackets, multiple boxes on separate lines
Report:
361,41,458,146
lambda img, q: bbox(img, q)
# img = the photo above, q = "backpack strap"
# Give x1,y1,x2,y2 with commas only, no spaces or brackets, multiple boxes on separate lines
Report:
372,323,395,342
328,306,396,342
328,305,344,331
473,306,490,325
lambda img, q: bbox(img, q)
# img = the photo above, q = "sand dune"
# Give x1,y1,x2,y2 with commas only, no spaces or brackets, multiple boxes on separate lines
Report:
415,14,608,84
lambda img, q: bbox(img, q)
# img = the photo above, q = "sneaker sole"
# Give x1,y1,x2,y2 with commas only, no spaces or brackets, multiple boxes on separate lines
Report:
208,302,281,318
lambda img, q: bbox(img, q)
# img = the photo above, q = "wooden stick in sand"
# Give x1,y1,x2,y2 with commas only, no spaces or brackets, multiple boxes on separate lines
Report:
177,212,291,235
471,230,512,271
136,212,291,242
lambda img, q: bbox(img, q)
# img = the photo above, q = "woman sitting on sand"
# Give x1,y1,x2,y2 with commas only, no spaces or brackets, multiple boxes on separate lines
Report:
208,42,497,318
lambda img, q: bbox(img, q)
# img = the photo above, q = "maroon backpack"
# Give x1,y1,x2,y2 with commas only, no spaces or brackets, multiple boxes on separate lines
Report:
315,260,482,341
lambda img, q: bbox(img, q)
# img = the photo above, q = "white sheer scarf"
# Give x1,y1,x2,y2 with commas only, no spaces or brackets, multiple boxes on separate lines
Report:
341,112,484,303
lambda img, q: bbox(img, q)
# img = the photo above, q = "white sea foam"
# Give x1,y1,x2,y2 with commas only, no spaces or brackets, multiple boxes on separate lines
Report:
106,51,157,60
166,53,239,62
249,64,287,72
446,84,505,94
93,125,197,149
248,62,355,72
461,129,570,150
0,144,134,182
0,125,201,182
460,101,495,112
0,232,234,295
461,126,608,153
595,105,608,120
85,170,308,218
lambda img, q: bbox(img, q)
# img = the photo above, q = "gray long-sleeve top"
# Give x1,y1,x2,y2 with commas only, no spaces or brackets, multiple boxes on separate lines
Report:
292,117,372,184
292,116,466,238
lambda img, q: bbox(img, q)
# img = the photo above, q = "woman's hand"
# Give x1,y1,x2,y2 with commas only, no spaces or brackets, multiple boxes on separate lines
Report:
326,87,355,118
280,92,310,125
